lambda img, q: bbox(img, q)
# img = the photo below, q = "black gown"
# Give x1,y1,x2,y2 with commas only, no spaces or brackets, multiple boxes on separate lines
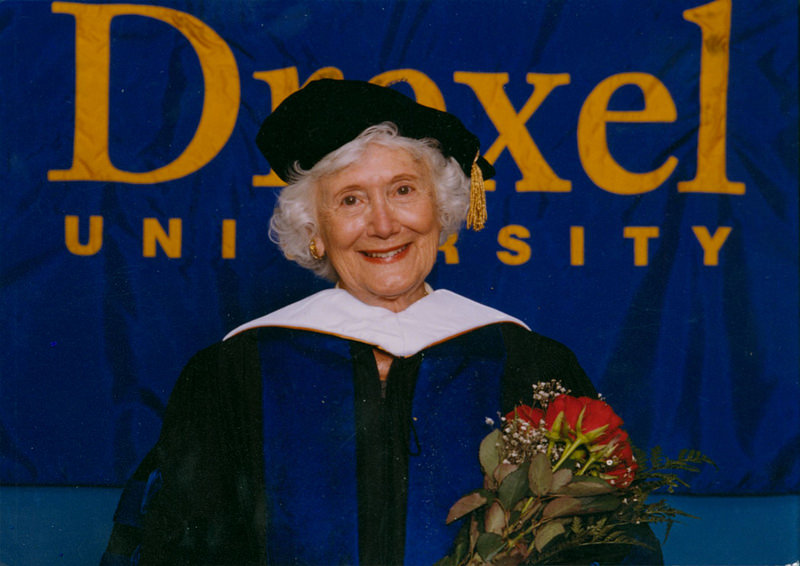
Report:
101,321,662,565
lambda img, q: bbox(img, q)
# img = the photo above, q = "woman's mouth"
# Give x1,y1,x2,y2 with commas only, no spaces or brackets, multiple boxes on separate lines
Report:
361,244,410,261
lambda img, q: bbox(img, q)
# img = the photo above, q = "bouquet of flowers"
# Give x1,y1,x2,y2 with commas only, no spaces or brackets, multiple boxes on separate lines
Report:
435,380,713,566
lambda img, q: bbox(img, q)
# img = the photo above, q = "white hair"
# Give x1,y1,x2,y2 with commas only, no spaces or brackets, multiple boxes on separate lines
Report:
268,122,470,281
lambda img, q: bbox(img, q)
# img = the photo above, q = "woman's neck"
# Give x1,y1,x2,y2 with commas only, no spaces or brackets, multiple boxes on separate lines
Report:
373,348,394,382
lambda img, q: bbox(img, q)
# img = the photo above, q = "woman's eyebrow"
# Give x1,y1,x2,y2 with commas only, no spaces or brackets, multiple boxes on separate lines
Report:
389,172,422,183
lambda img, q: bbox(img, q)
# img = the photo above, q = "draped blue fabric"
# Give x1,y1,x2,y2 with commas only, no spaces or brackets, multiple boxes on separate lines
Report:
256,327,505,563
404,327,506,563
259,331,360,564
0,0,797,496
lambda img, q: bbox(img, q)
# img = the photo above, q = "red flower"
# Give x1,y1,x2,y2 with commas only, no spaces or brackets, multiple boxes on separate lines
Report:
601,431,638,487
544,395,624,443
505,404,544,426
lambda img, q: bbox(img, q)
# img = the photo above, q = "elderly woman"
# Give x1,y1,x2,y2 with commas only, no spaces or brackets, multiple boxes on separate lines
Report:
101,80,661,565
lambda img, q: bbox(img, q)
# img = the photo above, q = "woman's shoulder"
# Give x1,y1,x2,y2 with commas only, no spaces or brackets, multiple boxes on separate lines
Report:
161,331,262,420
181,330,259,377
497,322,598,409
498,321,577,358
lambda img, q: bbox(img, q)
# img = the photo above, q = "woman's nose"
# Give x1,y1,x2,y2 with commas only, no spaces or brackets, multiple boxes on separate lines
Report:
367,198,399,238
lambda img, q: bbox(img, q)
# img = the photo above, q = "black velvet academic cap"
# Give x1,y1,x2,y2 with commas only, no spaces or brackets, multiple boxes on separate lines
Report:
255,79,495,183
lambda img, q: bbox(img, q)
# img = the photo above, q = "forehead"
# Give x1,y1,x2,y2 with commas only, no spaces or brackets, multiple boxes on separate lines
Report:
319,143,431,191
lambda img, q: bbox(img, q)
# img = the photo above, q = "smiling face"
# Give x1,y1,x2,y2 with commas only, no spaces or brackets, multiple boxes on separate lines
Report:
314,143,441,312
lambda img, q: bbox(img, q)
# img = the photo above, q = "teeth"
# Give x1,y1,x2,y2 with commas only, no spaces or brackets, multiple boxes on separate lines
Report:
364,245,407,258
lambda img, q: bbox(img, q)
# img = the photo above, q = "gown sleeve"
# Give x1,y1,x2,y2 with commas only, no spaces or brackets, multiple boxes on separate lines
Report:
500,322,597,412
100,333,266,566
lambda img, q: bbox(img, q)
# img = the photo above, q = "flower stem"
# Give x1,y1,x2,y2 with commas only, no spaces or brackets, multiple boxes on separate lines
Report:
576,453,601,476
552,437,585,472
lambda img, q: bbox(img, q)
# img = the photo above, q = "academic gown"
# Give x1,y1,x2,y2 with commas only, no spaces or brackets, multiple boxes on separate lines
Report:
100,289,663,566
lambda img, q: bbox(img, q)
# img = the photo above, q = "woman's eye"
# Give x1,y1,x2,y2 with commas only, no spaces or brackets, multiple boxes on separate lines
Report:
341,195,358,206
397,185,413,195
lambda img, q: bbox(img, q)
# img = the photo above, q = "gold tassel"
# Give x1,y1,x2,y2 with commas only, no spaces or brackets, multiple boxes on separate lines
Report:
466,154,487,231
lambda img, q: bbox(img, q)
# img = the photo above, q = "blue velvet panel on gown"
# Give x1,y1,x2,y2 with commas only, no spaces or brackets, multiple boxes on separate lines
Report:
258,327,505,564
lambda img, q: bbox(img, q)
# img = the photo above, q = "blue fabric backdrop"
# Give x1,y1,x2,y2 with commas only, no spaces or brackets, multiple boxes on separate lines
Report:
0,0,797,494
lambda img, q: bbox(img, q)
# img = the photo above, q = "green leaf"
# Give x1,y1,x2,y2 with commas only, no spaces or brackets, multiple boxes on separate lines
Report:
494,462,519,485
493,553,528,566
451,521,472,562
542,496,582,518
469,515,480,553
476,532,505,560
579,494,622,514
484,501,506,535
551,469,573,492
534,520,566,552
528,453,553,496
498,466,530,511
557,476,616,496
479,429,502,477
446,491,489,524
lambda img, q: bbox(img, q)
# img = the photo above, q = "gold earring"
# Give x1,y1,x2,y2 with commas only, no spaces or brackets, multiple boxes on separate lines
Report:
309,239,322,260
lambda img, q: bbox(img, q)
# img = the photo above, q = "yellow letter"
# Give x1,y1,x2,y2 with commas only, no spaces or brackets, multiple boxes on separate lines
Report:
64,215,103,255
578,73,678,194
570,226,584,266
497,225,531,265
252,67,344,187
370,69,446,110
624,226,659,266
49,2,239,184
454,72,571,192
692,225,731,265
438,233,460,264
679,0,745,194
143,218,182,258
222,219,236,259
